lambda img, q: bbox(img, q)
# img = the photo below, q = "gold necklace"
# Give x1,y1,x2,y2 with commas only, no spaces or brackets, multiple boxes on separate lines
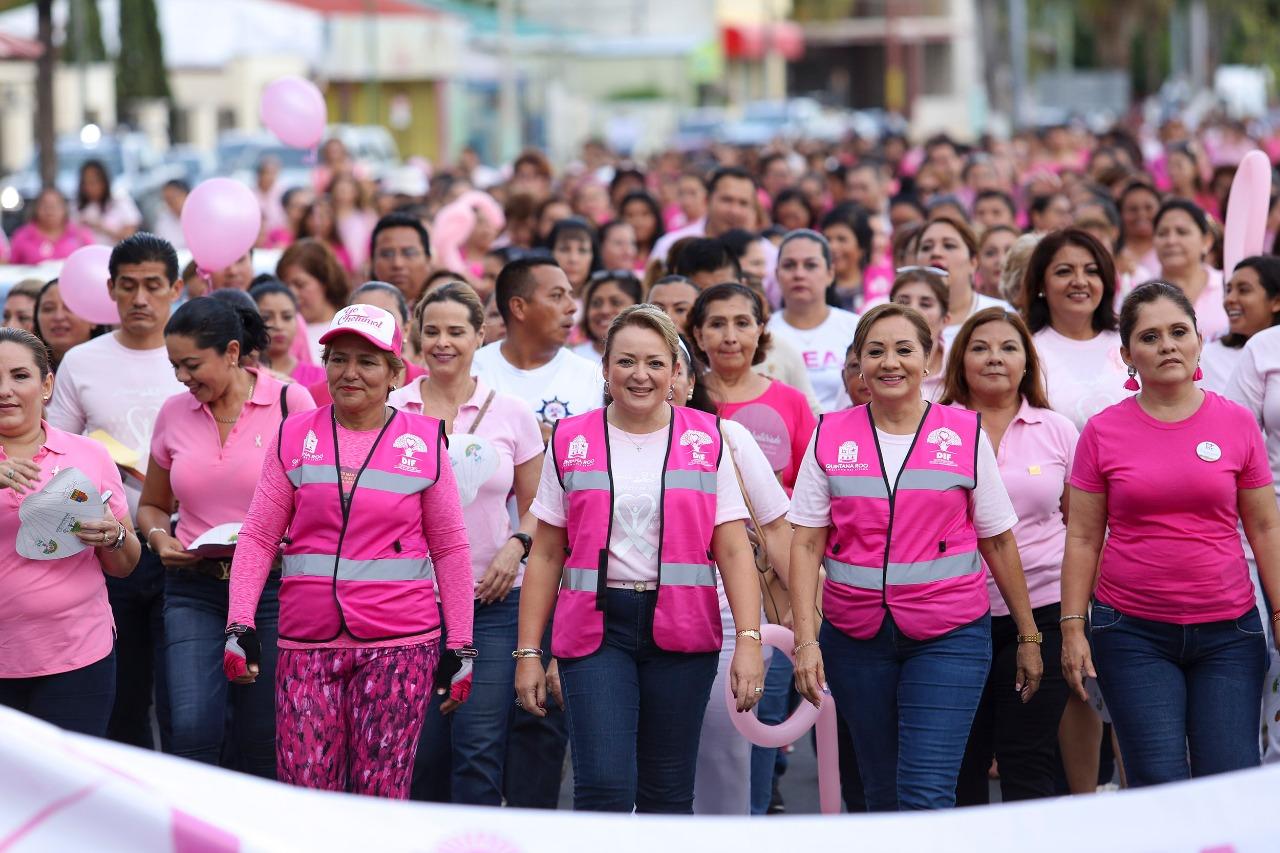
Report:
213,375,256,425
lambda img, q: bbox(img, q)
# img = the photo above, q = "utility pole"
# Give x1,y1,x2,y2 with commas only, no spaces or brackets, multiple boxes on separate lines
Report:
35,0,55,187
1008,0,1027,130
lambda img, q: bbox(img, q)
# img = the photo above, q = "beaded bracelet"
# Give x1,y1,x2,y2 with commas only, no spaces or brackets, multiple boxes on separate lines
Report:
793,640,820,655
1271,611,1280,624
1059,614,1088,624
511,648,544,659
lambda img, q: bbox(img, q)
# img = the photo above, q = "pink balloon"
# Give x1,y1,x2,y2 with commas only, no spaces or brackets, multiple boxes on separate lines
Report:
815,700,841,815
260,76,327,150
1223,149,1272,276
58,245,117,325
182,178,262,273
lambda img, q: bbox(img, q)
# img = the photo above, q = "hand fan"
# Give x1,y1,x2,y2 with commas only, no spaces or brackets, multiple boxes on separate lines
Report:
16,467,103,561
446,434,500,507
187,522,242,560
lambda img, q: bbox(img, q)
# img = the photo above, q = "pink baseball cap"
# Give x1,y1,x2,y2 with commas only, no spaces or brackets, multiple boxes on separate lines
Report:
318,303,403,357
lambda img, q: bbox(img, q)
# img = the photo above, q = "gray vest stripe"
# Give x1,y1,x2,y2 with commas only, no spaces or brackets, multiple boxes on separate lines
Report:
828,476,889,499
823,557,885,590
896,468,975,491
663,469,717,494
283,554,435,581
286,463,432,494
889,551,982,584
287,464,339,487
660,562,716,587
562,566,599,591
563,469,611,493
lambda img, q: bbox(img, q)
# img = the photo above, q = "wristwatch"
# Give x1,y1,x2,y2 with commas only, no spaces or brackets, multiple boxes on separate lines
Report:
510,532,533,561
1016,632,1044,645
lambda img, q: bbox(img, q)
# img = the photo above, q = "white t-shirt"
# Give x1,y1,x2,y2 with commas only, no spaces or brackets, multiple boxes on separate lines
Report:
304,315,333,363
942,292,1014,348
532,420,749,583
1034,327,1130,433
1226,325,1280,500
46,334,186,517
787,428,1017,538
1198,338,1244,396
472,342,605,433
570,341,603,365
767,307,861,413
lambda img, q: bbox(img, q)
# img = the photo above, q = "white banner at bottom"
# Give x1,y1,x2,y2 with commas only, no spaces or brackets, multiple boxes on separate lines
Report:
0,705,1271,852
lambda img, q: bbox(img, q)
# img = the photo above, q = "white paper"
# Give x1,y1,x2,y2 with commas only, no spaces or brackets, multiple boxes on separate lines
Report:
16,467,103,561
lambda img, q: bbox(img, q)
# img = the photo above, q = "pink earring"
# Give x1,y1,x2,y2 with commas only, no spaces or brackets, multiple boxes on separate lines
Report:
1192,363,1203,382
1123,366,1139,392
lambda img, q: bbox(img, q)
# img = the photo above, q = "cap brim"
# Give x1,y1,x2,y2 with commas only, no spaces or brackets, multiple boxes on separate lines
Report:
317,326,398,356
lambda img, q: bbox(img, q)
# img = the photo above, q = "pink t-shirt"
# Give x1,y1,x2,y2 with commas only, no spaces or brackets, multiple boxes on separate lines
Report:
8,222,95,264
1071,393,1271,623
531,417,749,584
150,370,316,547
1034,327,1131,433
0,424,129,677
228,418,474,650
716,378,816,491
389,376,544,587
983,400,1078,616
290,361,327,387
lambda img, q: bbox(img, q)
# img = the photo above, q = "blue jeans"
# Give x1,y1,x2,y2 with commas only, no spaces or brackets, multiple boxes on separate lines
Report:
0,648,116,736
503,621,568,808
412,589,520,805
105,544,167,749
749,651,793,814
821,612,991,811
558,588,719,813
1089,601,1266,787
162,569,279,778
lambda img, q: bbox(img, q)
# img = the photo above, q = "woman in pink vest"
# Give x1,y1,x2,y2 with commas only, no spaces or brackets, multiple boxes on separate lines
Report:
939,307,1079,805
514,304,765,813
223,303,476,798
1062,282,1280,787
788,302,1044,811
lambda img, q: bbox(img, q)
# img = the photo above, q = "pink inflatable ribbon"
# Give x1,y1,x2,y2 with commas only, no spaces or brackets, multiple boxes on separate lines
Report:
1222,149,1271,277
724,624,841,814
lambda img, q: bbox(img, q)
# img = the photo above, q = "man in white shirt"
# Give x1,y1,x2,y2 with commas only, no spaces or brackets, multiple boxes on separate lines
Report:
473,257,605,442
47,232,185,751
650,167,781,306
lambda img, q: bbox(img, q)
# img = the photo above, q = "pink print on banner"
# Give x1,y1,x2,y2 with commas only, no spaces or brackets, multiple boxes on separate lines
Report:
729,403,791,472
172,809,239,853
435,831,524,853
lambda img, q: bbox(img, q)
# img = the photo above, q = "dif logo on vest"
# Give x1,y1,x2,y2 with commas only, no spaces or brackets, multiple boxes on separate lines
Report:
394,433,428,472
826,440,868,472
927,427,961,468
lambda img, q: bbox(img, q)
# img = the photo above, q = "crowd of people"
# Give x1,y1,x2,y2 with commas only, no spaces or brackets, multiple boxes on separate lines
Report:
3,114,1280,814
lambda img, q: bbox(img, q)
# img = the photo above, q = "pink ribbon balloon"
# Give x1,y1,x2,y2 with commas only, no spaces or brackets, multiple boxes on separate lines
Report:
58,244,117,325
725,624,841,814
181,178,262,274
1222,149,1271,277
260,76,327,150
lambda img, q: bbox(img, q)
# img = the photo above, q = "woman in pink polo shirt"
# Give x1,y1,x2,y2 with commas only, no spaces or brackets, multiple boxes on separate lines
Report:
388,282,544,805
139,297,315,777
940,307,1079,804
514,305,765,813
1061,282,1280,787
224,303,475,799
8,188,95,265
0,328,140,735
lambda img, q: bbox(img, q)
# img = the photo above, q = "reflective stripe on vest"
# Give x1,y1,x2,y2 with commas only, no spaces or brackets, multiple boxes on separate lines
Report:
286,464,436,494
663,469,716,494
564,564,715,590
563,567,598,591
283,553,435,581
563,469,610,493
829,477,890,499
890,551,981,584
823,557,884,590
896,469,975,491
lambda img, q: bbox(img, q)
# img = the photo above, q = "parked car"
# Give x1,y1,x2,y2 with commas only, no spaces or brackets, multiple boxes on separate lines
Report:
216,131,316,192
719,98,847,147
671,108,729,153
0,131,182,235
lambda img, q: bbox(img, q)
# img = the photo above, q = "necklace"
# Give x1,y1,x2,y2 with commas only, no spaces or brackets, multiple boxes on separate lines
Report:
212,375,257,425
616,428,646,453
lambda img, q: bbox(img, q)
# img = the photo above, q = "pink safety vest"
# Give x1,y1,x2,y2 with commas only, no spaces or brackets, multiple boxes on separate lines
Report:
550,406,723,659
277,405,446,643
816,402,988,641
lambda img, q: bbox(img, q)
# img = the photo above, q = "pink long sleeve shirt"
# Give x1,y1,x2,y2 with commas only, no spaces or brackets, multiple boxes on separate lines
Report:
228,425,474,650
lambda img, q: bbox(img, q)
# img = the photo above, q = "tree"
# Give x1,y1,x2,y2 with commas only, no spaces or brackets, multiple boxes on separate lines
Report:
35,0,53,186
115,0,170,121
64,0,107,63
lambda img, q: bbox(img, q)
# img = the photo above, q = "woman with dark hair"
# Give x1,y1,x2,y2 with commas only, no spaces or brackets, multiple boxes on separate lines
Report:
917,215,1011,345
620,191,665,262
719,228,768,288
1154,198,1228,341
821,203,873,312
296,197,354,274
1115,181,1161,283
1166,144,1219,219
9,188,94,264
138,297,316,777
1027,192,1073,234
598,220,640,273
75,159,141,245
772,188,814,233
690,282,815,490
940,307,1077,805
549,217,600,297
571,270,643,363
33,280,105,372
1062,282,1280,787
277,239,351,360
890,269,950,402
1199,256,1280,392
1023,228,1127,432
250,281,327,386
976,224,1019,298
